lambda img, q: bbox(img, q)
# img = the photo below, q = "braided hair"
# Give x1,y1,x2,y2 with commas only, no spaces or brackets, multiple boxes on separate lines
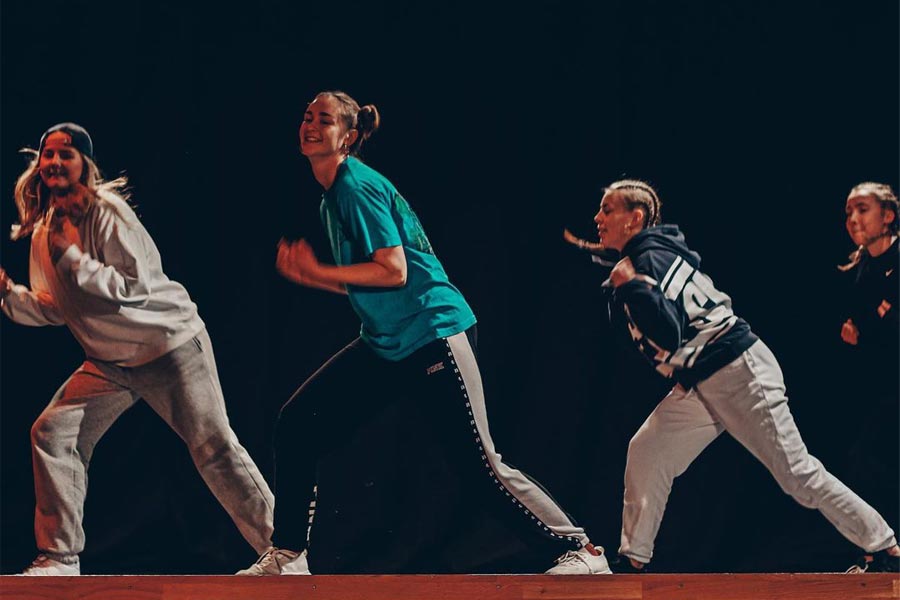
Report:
606,179,662,228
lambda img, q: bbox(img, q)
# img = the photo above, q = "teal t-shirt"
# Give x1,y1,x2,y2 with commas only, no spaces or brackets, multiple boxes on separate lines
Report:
320,157,476,361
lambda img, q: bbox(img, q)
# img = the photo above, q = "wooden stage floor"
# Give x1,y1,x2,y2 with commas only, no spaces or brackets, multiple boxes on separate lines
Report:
1,573,898,600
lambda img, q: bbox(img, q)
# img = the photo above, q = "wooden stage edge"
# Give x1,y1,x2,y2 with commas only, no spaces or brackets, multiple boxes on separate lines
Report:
1,573,898,600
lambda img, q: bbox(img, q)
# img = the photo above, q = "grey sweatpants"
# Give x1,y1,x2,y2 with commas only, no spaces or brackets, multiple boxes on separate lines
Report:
30,329,274,558
619,340,896,564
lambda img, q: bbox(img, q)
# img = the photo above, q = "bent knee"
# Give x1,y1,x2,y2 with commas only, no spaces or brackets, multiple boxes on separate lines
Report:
627,430,661,467
30,414,60,449
626,431,697,483
30,412,88,463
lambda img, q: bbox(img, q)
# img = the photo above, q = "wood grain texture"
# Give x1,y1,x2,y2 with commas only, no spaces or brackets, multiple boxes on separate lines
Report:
1,573,897,600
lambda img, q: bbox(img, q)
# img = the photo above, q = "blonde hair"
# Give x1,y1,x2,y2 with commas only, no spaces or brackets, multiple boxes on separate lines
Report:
838,182,899,272
11,148,130,240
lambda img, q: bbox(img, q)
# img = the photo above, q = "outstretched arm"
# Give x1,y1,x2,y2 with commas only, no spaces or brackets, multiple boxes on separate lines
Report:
0,266,65,326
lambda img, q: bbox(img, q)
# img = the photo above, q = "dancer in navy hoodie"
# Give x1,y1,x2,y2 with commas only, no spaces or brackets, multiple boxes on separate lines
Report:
585,179,899,573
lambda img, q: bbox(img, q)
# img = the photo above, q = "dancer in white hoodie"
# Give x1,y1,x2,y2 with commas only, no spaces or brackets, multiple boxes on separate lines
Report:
0,123,274,575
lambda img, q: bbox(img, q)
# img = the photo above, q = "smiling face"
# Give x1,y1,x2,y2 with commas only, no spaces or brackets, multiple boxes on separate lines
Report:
298,94,358,160
39,131,84,195
845,193,895,249
593,190,643,251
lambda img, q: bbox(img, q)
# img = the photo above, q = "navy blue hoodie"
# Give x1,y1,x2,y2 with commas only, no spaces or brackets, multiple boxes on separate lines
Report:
606,224,758,389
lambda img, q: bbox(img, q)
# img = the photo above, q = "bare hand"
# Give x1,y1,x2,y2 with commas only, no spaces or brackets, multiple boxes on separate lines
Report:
0,266,13,299
840,319,859,346
610,256,637,287
47,210,83,264
276,238,320,285
56,184,91,220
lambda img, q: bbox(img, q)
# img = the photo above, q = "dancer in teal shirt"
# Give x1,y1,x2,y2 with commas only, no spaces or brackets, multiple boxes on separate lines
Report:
321,155,475,360
239,90,611,576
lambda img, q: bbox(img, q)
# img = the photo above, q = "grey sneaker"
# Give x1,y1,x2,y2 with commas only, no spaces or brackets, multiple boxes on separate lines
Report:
237,547,311,575
22,554,81,576
545,546,613,575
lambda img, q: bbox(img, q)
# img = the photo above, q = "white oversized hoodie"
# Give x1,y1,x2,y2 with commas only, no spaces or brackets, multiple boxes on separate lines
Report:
2,191,204,366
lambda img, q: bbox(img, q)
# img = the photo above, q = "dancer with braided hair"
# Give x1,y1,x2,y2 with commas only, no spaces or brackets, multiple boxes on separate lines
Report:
583,179,899,573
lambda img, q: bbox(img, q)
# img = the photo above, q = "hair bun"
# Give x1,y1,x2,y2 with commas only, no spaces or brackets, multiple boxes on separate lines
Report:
357,104,380,138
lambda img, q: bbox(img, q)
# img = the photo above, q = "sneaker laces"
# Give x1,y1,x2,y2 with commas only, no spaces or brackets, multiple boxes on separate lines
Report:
555,549,589,567
25,553,76,570
845,555,871,574
28,555,51,568
254,547,297,571
253,548,278,568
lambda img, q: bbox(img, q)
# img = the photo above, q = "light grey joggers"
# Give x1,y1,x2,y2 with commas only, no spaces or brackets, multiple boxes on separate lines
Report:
30,329,274,559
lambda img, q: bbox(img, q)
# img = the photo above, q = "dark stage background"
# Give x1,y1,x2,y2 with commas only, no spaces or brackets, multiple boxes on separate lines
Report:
1,0,897,575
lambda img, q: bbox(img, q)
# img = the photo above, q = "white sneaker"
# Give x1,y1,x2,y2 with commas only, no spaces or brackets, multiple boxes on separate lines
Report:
545,546,613,575
21,554,81,576
237,547,311,575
